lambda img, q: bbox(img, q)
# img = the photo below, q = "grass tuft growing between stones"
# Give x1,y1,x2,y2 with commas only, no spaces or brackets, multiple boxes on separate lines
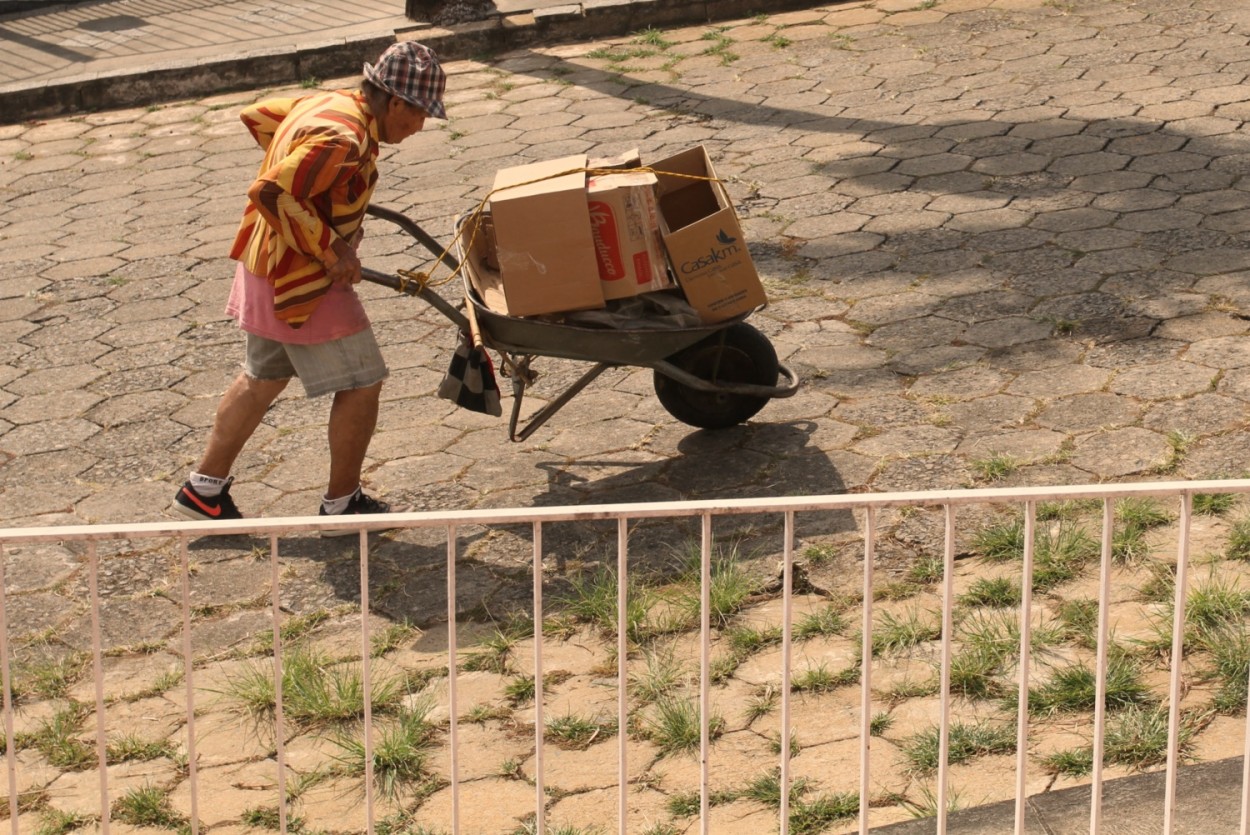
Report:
629,645,686,705
558,564,653,642
643,696,724,757
791,661,858,693
110,785,187,829
462,628,521,674
12,651,87,704
674,547,761,629
332,697,441,801
907,555,944,585
218,644,407,730
971,452,1018,482
869,607,941,657
1200,622,1250,713
739,767,810,808
1014,653,1154,716
1055,597,1099,649
106,733,176,764
546,712,617,750
958,576,1021,608
36,806,96,835
1193,492,1236,516
789,791,859,833
24,702,94,770
240,804,302,831
901,720,1016,774
1227,517,1250,561
795,604,848,640
1040,705,1205,776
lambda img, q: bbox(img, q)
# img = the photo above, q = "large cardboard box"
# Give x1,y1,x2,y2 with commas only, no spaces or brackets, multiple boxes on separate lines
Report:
650,145,767,323
488,154,605,317
586,171,673,300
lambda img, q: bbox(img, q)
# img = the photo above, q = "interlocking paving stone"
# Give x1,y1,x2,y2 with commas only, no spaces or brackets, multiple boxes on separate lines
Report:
4,2,1250,828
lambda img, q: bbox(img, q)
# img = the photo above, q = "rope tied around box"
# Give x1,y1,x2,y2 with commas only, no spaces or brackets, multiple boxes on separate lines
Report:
394,166,727,395
394,166,725,294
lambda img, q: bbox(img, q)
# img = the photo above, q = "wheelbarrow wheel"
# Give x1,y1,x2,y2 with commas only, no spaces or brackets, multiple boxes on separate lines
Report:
653,322,779,430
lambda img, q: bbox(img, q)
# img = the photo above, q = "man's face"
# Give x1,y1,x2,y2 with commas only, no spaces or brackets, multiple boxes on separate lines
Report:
380,97,427,144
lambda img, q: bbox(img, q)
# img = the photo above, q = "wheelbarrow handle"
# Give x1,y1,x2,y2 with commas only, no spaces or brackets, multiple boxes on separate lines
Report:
360,204,470,332
651,359,801,399
361,267,469,333
365,204,462,272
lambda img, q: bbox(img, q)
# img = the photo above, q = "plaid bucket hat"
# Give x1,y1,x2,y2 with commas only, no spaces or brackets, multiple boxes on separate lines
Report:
364,41,447,120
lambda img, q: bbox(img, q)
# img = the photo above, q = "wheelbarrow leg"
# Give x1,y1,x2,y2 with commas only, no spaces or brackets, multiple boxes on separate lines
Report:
507,358,532,443
508,362,613,442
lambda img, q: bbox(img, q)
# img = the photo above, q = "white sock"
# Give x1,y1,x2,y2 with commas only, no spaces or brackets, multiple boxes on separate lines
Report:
322,486,360,515
190,472,227,497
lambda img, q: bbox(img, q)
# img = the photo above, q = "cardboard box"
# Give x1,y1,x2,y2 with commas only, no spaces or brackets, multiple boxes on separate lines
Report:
460,213,509,315
589,147,642,171
650,145,767,323
487,154,605,317
586,171,673,300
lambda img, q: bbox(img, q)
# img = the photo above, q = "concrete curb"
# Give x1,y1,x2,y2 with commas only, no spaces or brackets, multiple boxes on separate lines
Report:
872,756,1246,834
2,0,830,122
0,0,95,14
2,33,397,122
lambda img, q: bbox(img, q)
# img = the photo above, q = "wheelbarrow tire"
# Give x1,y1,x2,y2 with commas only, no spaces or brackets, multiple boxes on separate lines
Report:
654,322,779,430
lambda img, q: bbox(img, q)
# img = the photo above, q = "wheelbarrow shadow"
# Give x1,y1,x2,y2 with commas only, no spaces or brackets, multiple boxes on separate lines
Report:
520,418,858,576
353,420,859,626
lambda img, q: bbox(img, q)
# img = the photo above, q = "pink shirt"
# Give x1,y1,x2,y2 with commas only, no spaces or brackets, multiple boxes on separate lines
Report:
226,261,369,344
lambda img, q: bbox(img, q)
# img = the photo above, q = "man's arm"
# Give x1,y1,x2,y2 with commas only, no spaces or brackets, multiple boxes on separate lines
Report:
247,135,363,275
238,97,298,151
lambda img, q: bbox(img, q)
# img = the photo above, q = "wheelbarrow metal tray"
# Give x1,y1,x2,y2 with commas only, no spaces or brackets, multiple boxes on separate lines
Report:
467,290,745,366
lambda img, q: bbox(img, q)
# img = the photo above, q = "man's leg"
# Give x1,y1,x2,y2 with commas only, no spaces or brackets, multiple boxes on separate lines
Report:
326,380,382,499
197,372,290,478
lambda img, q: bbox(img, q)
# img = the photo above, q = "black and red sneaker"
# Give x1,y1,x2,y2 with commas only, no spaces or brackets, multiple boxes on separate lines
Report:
172,477,243,521
319,488,392,537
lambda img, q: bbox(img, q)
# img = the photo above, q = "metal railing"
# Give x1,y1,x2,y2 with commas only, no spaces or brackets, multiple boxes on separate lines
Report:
1,479,1249,834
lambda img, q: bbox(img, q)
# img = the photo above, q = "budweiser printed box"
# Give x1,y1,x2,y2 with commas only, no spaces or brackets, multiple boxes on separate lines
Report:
586,171,673,300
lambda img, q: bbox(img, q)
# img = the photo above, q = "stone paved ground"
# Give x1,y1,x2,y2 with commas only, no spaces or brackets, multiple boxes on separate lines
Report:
4,0,1250,831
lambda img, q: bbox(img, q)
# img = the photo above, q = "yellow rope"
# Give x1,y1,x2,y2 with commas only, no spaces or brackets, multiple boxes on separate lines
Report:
390,165,724,293
387,165,726,384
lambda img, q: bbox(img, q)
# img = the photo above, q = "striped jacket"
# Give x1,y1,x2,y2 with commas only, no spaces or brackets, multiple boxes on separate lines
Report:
228,91,380,329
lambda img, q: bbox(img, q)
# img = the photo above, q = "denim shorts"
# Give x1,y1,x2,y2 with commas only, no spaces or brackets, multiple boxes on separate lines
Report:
243,328,389,398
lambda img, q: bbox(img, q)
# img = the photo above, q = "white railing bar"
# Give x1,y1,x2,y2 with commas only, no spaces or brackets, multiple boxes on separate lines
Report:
5,481,1249,544
858,507,877,835
446,525,460,835
699,512,712,835
936,504,955,835
1163,494,1192,834
1242,660,1250,835
178,536,201,835
1014,501,1036,835
0,482,1236,832
533,521,545,835
268,534,289,835
89,541,110,835
0,544,18,835
360,531,376,835
1090,499,1115,833
780,511,794,835
616,518,628,834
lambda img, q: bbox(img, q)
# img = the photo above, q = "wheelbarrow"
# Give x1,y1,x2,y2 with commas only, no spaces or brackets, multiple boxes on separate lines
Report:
361,205,800,442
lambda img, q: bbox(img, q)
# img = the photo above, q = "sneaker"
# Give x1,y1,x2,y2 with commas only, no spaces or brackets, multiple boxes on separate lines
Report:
319,489,392,537
173,477,243,521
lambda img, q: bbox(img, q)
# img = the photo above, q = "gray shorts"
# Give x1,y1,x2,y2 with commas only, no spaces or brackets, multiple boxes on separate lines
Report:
243,328,389,398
